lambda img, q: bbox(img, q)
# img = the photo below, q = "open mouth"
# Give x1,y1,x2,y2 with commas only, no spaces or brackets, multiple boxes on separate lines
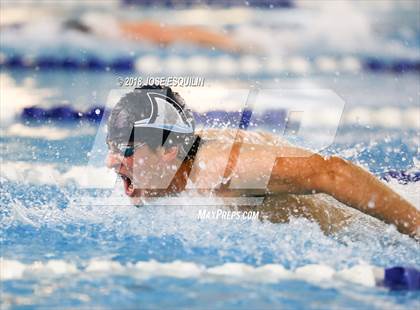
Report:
120,174,135,197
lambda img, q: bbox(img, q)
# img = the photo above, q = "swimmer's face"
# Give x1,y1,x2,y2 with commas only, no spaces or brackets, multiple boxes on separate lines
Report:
106,142,179,204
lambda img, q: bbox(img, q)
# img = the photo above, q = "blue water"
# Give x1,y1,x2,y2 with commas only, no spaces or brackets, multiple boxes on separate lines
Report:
1,68,419,309
1,3,420,308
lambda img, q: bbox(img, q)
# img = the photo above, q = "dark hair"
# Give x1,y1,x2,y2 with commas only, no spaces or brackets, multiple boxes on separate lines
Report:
107,85,197,159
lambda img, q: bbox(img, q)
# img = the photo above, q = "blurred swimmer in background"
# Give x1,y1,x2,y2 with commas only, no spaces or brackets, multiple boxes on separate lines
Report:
64,17,240,52
106,86,419,239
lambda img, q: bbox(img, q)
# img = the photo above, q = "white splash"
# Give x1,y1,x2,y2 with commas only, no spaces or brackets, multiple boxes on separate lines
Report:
2,124,96,140
0,161,116,188
0,73,57,125
0,257,382,288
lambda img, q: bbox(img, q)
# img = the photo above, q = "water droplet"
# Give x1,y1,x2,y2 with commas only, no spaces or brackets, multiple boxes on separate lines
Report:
199,161,206,170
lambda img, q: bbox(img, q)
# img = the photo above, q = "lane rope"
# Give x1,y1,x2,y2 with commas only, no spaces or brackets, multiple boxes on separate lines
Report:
0,257,418,290
19,105,420,129
1,54,419,74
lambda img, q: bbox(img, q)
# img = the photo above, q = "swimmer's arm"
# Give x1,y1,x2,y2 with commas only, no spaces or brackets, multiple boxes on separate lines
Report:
269,153,420,239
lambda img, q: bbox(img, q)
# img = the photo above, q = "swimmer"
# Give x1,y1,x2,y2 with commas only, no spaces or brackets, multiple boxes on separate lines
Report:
106,86,420,239
64,19,239,52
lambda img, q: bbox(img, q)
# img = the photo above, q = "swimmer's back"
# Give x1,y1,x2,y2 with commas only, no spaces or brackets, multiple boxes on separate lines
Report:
195,128,364,234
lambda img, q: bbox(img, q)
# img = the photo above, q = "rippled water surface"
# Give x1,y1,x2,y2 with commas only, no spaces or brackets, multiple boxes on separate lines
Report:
1,3,420,309
1,71,419,309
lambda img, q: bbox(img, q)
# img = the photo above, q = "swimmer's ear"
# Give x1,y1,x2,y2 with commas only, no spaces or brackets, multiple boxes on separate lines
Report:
161,146,178,162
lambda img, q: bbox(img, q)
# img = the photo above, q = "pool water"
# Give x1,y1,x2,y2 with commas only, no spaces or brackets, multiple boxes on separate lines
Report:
1,2,420,308
1,68,419,309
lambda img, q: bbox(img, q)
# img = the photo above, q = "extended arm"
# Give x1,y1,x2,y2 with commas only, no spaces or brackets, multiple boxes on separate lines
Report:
269,153,420,239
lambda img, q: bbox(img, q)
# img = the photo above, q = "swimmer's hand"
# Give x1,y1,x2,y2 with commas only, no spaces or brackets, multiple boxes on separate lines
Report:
268,152,420,240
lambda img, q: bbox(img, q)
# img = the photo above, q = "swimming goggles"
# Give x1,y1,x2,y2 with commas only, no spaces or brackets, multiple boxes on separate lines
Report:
107,141,147,158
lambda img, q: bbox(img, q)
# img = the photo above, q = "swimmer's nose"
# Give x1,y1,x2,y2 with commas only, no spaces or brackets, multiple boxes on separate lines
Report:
106,151,123,170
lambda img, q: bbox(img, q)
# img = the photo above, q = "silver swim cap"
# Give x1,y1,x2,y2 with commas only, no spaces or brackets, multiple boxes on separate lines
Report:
107,86,196,160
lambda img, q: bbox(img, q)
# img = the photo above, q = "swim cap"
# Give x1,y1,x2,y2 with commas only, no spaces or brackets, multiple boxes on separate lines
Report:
107,85,195,152
133,89,194,134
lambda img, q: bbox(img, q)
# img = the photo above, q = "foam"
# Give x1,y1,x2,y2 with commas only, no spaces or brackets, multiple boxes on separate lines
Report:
0,161,116,188
0,258,26,280
135,260,204,279
0,257,381,288
385,178,420,209
335,265,377,287
1,190,418,280
2,123,96,140
1,159,418,211
0,161,58,185
295,264,335,282
0,74,56,125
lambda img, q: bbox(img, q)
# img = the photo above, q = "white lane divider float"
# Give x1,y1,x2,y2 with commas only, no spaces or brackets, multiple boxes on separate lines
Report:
1,258,418,290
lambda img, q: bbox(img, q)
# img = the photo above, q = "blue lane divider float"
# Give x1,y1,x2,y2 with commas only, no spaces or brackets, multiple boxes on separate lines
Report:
383,266,420,291
1,54,419,74
1,55,134,71
121,0,295,8
19,104,420,130
21,105,284,125
21,105,105,122
19,104,420,185
381,170,420,184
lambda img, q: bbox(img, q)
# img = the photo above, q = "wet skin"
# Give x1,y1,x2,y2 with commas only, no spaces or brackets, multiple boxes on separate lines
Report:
106,129,420,239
